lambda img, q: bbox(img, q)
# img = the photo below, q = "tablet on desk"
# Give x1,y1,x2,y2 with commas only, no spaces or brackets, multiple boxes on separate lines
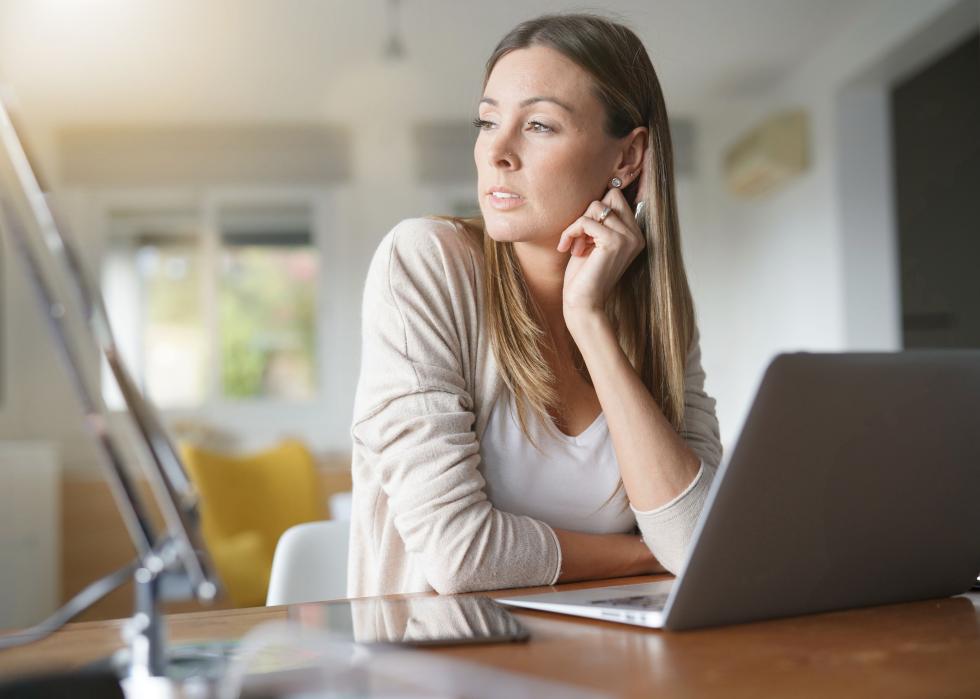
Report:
288,595,530,647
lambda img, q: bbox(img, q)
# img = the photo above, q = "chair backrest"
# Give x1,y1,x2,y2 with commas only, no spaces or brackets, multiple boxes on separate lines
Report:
180,439,327,606
266,519,350,606
181,439,325,551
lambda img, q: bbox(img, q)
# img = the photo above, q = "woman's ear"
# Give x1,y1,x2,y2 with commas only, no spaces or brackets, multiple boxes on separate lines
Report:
614,126,648,188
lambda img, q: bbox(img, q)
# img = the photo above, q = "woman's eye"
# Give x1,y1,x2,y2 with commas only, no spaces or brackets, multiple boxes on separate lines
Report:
471,117,553,133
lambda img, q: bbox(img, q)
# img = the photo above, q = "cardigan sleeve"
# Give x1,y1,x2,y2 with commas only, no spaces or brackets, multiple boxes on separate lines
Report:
351,219,562,594
631,324,723,575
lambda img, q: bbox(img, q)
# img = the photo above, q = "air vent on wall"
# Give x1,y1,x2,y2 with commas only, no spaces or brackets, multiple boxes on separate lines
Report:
724,110,808,198
60,125,352,187
413,121,476,184
670,117,695,179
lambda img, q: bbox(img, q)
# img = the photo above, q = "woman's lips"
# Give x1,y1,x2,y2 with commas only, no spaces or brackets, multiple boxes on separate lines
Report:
487,192,526,210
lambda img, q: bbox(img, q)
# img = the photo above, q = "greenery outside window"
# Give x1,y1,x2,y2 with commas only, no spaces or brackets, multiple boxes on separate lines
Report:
102,202,319,409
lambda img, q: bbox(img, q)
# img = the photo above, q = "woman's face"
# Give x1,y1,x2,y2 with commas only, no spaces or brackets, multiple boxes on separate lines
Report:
474,45,623,245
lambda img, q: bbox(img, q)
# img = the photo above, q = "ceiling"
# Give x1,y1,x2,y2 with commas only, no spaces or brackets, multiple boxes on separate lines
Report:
0,0,875,125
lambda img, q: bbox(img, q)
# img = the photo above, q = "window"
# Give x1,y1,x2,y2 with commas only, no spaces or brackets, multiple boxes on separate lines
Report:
102,200,319,409
218,206,318,400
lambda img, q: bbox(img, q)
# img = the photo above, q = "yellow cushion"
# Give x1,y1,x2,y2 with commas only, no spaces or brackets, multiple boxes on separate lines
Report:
180,439,327,607
207,531,269,607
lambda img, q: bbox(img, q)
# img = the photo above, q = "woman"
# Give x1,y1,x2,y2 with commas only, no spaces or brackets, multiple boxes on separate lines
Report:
348,12,722,597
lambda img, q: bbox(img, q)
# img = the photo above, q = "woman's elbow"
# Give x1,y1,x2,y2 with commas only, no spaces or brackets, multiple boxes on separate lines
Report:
424,566,486,595
645,540,689,576
420,544,520,594
637,521,699,576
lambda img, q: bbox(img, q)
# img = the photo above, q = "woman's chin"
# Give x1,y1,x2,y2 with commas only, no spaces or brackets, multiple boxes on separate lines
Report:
482,213,534,243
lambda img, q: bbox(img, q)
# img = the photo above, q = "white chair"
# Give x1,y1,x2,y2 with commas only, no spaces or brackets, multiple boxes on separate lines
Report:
328,491,353,521
266,520,350,606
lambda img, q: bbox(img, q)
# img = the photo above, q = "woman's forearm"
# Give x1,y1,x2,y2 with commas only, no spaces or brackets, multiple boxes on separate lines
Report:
566,311,700,511
553,528,665,582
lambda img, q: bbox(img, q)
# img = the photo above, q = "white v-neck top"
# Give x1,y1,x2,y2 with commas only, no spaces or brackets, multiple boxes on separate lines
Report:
479,390,638,534
349,218,724,597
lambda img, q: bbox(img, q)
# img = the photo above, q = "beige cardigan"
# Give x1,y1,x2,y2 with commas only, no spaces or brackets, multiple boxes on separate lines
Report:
347,217,723,597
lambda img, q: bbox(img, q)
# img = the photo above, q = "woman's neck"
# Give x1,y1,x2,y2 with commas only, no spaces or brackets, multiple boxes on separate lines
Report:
513,239,569,337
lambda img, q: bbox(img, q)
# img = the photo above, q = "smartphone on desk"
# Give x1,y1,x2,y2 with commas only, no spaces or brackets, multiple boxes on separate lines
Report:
288,594,530,647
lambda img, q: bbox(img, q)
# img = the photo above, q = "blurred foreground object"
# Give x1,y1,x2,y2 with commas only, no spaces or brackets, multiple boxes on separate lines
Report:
0,91,220,691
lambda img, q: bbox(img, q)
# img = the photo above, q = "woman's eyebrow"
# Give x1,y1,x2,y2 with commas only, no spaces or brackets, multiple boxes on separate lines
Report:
479,96,575,114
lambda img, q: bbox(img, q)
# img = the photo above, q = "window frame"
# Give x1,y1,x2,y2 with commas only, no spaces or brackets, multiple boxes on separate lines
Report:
93,185,340,416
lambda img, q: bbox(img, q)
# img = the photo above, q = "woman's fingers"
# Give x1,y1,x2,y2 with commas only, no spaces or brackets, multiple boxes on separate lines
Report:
558,213,622,253
558,194,645,253
601,187,634,226
558,185,650,255
600,188,646,254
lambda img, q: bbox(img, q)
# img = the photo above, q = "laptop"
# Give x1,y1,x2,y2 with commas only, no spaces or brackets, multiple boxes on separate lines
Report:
498,351,980,630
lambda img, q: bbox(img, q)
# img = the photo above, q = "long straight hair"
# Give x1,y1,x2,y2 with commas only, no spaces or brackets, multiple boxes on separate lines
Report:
446,12,695,439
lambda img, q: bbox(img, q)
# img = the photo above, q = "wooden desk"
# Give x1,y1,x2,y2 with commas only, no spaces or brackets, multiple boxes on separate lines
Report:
2,576,979,697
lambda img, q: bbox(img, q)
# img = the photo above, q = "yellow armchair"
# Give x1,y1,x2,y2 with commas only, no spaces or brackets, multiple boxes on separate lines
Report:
179,439,327,607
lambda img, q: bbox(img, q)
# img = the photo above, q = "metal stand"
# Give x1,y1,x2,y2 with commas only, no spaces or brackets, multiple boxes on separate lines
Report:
114,561,179,699
108,548,231,698
110,551,229,697
126,565,168,680
0,96,224,695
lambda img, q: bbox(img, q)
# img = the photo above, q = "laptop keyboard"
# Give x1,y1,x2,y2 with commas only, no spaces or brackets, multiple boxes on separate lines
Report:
588,593,669,611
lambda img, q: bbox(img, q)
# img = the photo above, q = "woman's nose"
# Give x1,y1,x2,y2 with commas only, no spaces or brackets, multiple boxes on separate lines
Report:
487,135,520,169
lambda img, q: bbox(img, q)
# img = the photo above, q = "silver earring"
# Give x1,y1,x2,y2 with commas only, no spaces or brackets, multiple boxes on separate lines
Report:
610,176,623,188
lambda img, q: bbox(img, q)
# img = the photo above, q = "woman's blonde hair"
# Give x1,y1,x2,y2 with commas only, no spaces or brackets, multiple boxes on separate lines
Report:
446,12,695,439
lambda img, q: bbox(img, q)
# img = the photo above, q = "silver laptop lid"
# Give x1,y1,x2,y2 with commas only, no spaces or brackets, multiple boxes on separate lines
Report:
665,351,980,630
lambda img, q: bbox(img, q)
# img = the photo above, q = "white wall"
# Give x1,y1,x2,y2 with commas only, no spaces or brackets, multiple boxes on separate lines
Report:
0,442,59,629
2,0,976,474
0,84,473,474
1,148,406,475
0,123,63,447
685,0,979,450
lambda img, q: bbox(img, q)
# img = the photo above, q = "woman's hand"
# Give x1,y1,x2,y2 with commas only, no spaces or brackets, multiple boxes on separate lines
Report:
557,185,646,325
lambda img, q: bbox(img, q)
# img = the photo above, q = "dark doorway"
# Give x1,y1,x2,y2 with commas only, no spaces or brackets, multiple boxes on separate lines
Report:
891,32,980,349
